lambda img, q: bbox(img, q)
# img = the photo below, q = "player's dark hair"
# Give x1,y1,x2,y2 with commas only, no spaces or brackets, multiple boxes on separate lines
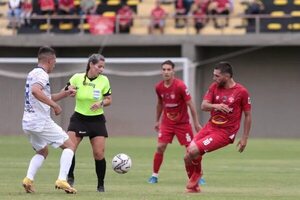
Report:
161,60,175,69
37,46,55,62
215,61,233,77
83,54,105,85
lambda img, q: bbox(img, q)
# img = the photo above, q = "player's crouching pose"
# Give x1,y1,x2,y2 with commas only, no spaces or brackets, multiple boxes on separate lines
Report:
22,46,77,194
184,62,252,193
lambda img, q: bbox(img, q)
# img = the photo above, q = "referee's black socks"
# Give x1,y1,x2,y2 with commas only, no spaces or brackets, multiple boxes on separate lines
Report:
95,158,106,187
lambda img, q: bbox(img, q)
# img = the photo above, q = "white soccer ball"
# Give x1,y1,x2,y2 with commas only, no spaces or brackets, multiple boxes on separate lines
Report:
112,153,132,174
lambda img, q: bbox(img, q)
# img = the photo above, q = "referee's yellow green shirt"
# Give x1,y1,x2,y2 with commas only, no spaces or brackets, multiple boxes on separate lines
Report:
69,73,111,116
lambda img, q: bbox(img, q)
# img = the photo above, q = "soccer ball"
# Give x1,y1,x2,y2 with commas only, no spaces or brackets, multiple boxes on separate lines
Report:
112,153,132,174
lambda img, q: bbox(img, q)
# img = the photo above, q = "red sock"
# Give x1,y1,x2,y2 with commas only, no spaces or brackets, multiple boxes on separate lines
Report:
187,156,202,189
184,154,194,178
153,152,163,174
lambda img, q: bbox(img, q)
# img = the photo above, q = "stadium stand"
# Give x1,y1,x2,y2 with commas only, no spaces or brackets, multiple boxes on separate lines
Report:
6,0,300,35
131,0,246,35
0,1,14,35
261,0,300,32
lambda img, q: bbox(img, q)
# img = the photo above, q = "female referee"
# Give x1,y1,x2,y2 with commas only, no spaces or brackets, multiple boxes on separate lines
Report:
66,54,112,192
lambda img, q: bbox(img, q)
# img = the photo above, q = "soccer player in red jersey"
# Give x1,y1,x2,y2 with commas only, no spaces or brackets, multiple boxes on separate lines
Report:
184,61,252,193
148,60,202,184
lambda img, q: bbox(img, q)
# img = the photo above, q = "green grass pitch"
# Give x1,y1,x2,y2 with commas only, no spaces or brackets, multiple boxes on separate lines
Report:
0,136,299,200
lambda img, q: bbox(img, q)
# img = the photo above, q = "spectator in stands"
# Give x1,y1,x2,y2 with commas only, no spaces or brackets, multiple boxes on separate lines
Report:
116,3,135,33
7,0,22,28
244,0,264,28
148,1,167,34
21,0,33,26
58,0,74,15
192,1,208,33
38,0,56,15
36,0,56,28
175,0,187,28
57,0,75,24
208,0,231,28
80,0,98,15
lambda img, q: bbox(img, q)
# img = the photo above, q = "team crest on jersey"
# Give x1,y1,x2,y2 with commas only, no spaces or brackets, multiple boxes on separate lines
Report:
165,93,170,99
216,95,220,100
221,96,227,102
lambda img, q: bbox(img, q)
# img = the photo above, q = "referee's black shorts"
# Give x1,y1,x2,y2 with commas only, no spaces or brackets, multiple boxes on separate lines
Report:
67,112,108,138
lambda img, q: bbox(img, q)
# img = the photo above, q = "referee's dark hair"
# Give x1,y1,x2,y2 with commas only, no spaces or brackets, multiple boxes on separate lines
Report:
161,60,175,69
38,46,55,61
215,61,233,78
83,54,105,85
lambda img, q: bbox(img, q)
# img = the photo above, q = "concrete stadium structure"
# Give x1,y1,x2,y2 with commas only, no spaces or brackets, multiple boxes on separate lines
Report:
0,34,299,138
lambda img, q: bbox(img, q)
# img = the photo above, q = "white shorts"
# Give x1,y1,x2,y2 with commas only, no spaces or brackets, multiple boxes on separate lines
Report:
23,120,69,151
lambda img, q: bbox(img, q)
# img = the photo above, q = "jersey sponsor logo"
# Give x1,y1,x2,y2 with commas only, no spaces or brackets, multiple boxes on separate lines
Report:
166,112,179,121
165,103,178,108
211,115,228,125
84,82,96,88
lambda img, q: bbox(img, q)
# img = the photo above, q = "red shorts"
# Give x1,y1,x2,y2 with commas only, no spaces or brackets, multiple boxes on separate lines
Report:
158,123,193,146
193,123,235,155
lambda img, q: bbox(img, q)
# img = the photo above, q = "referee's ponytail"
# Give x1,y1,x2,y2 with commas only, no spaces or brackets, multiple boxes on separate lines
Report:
83,54,105,85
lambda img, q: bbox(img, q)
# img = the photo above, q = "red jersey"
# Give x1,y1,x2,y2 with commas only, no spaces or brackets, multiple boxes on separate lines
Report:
117,6,133,24
59,0,74,8
193,8,206,23
39,0,55,11
214,0,229,12
22,2,32,11
156,78,191,125
151,7,166,23
204,82,251,135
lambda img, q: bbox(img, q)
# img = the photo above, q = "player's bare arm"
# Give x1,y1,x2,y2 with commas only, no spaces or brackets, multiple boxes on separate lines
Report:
201,100,232,113
186,100,202,132
237,110,252,153
31,83,62,115
52,86,77,102
155,98,163,132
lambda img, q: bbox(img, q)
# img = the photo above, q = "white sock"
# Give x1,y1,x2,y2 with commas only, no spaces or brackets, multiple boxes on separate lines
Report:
26,154,45,180
58,148,74,180
152,173,158,178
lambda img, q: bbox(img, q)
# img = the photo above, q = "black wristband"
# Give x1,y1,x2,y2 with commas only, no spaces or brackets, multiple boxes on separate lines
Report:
64,82,70,91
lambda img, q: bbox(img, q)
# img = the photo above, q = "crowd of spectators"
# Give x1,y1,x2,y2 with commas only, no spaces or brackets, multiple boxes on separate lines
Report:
2,0,266,34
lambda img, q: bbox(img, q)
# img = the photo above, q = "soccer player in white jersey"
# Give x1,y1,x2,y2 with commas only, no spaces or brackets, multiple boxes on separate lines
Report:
22,46,77,194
